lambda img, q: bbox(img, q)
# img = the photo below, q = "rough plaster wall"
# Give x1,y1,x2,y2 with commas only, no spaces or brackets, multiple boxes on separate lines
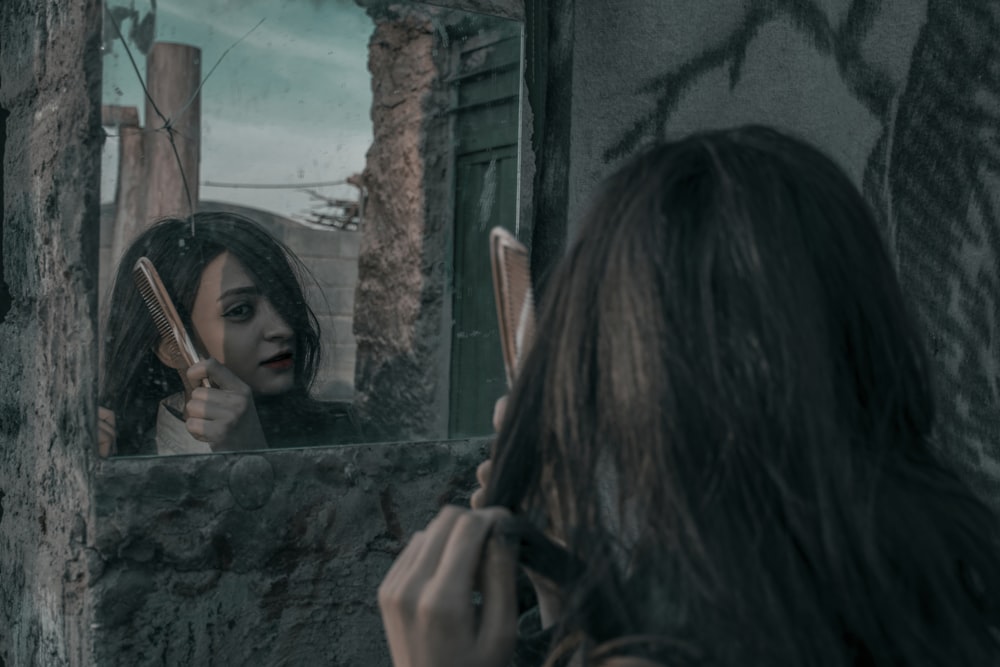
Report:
353,9,453,441
0,0,102,665
567,0,1000,507
91,441,485,666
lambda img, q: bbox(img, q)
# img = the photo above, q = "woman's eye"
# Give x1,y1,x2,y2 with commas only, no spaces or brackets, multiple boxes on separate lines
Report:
223,303,254,320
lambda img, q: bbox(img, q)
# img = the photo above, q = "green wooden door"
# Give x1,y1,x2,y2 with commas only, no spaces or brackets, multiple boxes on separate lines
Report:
448,26,525,438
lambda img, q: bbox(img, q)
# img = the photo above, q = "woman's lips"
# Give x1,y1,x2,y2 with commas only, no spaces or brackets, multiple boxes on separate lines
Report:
261,352,293,370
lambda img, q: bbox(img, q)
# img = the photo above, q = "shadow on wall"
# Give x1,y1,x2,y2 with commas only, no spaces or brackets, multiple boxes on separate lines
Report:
600,0,1000,507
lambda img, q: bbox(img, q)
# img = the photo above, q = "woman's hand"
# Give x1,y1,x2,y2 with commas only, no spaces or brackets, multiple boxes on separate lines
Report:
378,505,519,667
184,359,267,451
97,406,117,458
471,459,493,510
471,396,508,509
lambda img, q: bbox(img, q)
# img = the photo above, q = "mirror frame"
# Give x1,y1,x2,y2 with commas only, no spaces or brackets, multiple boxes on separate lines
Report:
97,0,536,453
88,1,559,663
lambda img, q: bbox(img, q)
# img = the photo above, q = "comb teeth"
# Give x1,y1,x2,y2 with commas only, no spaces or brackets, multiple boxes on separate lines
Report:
133,273,186,366
132,257,202,369
490,227,536,388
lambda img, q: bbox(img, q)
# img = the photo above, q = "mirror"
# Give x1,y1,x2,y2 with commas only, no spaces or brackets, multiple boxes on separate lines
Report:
99,0,527,456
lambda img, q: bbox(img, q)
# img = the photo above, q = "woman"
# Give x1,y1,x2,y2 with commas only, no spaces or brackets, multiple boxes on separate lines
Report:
100,211,362,456
378,126,1000,666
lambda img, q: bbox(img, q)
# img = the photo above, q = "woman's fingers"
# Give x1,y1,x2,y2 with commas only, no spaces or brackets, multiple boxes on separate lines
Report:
472,394,502,510
476,459,493,487
492,396,508,432
412,505,468,578
186,358,247,393
184,390,250,422
471,459,493,509
182,360,265,450
470,487,487,510
97,407,117,458
433,507,511,596
476,527,519,655
380,507,465,607
470,394,506,510
378,506,519,667
183,417,217,442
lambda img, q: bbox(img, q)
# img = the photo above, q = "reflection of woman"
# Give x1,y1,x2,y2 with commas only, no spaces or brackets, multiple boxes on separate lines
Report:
100,212,362,456
378,127,1000,666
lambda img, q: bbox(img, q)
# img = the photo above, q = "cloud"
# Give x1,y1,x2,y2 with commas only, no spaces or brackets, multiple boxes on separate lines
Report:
158,1,372,67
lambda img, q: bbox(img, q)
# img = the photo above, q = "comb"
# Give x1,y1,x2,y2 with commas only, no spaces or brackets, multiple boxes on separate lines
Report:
133,256,212,391
490,227,535,388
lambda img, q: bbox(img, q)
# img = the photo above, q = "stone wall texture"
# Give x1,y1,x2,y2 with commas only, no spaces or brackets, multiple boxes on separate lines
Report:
90,441,485,667
0,0,103,664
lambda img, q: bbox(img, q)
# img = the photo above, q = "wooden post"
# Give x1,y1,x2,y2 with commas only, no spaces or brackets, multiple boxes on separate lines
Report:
143,42,201,223
102,105,144,267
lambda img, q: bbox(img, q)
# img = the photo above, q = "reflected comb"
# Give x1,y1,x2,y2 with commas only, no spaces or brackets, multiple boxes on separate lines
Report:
133,256,211,391
490,227,535,387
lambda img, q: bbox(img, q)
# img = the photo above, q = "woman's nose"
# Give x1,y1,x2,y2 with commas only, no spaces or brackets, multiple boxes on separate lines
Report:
259,299,293,341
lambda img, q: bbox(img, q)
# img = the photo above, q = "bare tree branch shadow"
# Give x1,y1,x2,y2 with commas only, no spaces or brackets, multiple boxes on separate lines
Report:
602,0,895,163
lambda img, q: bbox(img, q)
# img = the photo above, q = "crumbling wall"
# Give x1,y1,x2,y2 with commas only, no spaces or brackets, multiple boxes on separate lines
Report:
0,0,103,664
353,7,455,441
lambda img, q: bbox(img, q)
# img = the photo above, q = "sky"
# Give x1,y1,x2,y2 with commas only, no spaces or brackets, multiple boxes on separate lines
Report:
101,0,374,219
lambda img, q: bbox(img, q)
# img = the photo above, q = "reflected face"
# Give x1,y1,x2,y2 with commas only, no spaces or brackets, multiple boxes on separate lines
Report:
190,251,296,396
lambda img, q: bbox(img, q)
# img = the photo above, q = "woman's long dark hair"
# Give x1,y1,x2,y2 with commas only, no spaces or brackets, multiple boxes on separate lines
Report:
101,212,324,455
487,126,1000,666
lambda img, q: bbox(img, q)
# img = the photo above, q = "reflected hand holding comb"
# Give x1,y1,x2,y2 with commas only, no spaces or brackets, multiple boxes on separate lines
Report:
133,257,266,452
98,256,209,458
133,256,214,398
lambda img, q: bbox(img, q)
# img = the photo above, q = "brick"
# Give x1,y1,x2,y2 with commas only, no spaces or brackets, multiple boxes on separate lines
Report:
307,286,355,316
318,315,357,347
309,258,359,289
313,343,357,398
337,232,362,259
284,225,344,259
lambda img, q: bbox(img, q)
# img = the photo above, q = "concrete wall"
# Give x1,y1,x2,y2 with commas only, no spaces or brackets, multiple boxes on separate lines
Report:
564,0,1000,507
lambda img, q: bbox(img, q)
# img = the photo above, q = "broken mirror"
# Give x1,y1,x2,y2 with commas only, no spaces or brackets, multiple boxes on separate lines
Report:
98,0,527,456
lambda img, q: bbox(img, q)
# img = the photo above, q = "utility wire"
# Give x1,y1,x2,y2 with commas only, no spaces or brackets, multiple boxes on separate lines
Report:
201,179,353,189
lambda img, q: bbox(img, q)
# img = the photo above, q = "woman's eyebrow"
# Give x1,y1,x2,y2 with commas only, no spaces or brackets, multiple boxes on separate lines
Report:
217,286,259,301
